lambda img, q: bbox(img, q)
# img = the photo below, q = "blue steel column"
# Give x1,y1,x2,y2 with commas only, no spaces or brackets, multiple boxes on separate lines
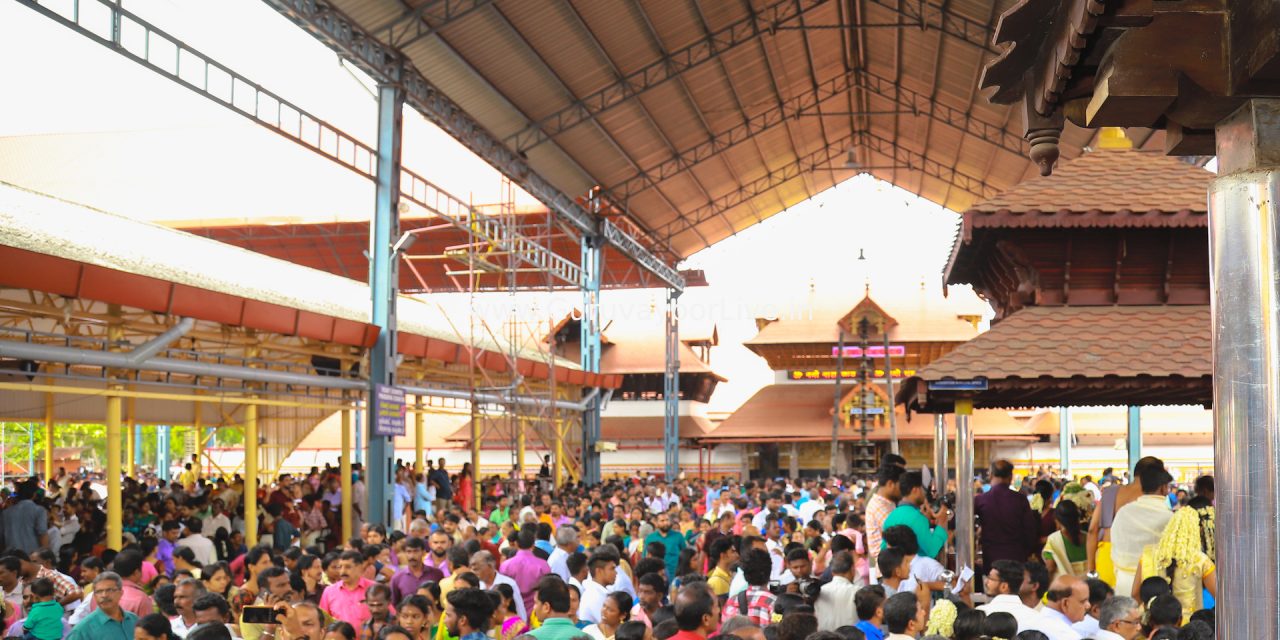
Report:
1059,407,1071,476
367,82,404,527
1126,406,1141,474
134,422,144,471
157,425,169,479
580,233,603,486
663,289,680,480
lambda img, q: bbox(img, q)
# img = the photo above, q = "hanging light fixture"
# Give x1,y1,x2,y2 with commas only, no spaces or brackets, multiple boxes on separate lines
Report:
857,248,866,260
844,149,860,169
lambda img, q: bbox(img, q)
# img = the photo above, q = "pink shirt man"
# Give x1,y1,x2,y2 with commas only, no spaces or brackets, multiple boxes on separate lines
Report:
498,548,549,614
319,578,376,628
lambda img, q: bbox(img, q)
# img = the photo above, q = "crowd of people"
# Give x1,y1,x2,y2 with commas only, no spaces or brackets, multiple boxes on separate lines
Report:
0,452,1215,640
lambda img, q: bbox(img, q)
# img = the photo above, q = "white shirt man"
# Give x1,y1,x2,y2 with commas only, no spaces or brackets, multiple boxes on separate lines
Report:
899,554,947,594
814,554,860,631
578,575,610,624
798,492,825,524
177,528,218,567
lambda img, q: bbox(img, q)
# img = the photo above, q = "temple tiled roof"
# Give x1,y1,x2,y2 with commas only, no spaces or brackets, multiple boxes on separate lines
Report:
900,305,1212,410
964,148,1211,220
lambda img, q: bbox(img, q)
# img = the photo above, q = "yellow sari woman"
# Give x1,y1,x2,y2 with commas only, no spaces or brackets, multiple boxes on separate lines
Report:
1133,505,1216,621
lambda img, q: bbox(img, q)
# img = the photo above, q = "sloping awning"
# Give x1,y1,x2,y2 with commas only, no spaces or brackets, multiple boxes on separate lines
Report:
704,383,1043,443
443,412,715,445
898,305,1212,412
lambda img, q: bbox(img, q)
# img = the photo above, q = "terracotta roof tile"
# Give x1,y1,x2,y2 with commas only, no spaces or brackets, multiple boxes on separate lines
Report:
964,149,1211,223
746,288,987,346
704,384,1045,441
913,305,1210,380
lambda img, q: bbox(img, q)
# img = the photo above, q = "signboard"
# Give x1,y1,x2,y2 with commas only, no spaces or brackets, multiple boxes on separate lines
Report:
927,379,989,391
831,345,907,358
848,407,886,416
787,368,917,381
372,384,407,437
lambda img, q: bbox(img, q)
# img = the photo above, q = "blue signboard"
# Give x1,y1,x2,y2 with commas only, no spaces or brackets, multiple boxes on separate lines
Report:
373,384,407,437
927,378,989,391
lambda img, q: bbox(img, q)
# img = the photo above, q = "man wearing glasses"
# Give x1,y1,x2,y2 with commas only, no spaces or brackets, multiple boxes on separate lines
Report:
1094,596,1143,640
66,572,136,640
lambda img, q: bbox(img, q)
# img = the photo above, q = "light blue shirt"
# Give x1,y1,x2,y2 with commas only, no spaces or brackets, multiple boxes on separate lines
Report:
415,482,435,515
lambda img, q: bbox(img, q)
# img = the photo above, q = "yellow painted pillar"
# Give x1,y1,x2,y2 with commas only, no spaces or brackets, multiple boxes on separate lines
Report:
194,395,203,480
106,392,123,550
341,405,353,543
106,306,124,550
244,402,258,547
126,394,136,476
43,380,53,482
415,397,425,477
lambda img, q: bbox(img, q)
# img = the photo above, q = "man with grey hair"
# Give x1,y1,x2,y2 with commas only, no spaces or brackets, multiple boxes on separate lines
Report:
172,577,208,638
67,572,136,640
408,518,431,539
470,550,526,619
720,615,764,640
548,525,579,582
1095,596,1143,640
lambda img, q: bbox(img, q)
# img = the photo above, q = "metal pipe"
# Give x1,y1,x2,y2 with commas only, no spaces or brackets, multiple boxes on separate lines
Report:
0,340,367,391
954,399,975,572
831,330,844,477
1210,99,1280,640
933,413,947,496
399,384,601,413
1,341,606,412
126,317,195,364
883,331,899,454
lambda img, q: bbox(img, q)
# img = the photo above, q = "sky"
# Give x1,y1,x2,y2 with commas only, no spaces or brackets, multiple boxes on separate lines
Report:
0,0,988,413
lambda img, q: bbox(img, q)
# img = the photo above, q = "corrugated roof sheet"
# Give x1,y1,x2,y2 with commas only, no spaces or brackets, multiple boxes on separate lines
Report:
320,0,1171,261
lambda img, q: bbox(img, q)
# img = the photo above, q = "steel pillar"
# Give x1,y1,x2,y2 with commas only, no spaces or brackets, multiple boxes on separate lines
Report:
194,398,203,479
415,397,425,476
132,403,143,472
367,83,404,527
341,405,353,543
1126,406,1142,474
1209,99,1280,640
1059,407,1071,476
830,331,844,477
663,289,681,480
954,400,975,572
933,413,947,495
581,232,603,485
156,425,170,480
883,331,899,454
